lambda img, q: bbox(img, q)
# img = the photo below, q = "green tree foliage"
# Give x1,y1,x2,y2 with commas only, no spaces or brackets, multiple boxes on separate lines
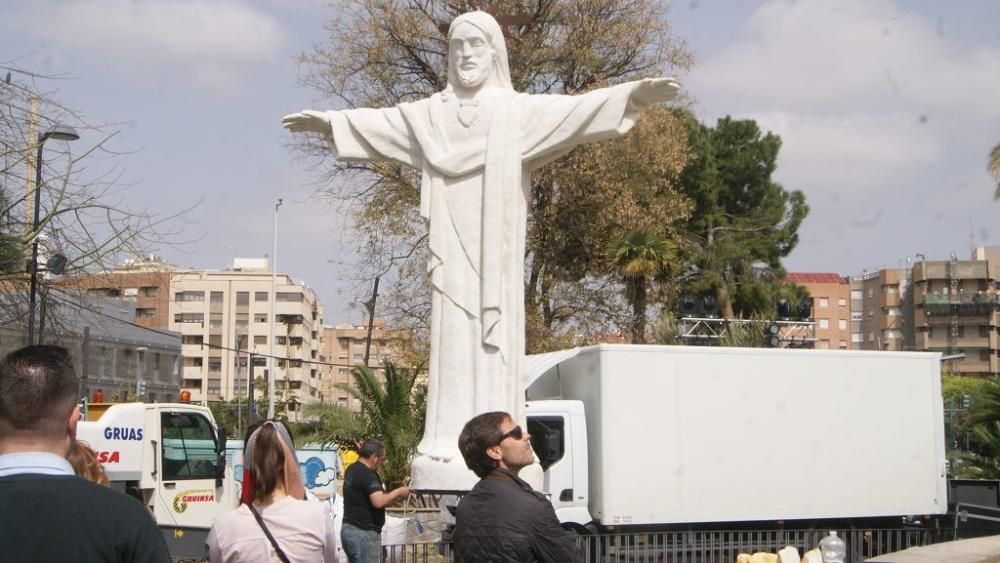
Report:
304,363,425,488
672,110,809,319
608,230,675,343
297,1,693,347
944,377,1000,478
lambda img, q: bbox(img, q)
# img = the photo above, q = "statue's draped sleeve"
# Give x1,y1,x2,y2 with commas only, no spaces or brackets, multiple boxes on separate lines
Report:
324,107,423,169
519,80,648,169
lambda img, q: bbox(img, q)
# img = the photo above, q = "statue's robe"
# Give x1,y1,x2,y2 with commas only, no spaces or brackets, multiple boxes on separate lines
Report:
325,81,653,486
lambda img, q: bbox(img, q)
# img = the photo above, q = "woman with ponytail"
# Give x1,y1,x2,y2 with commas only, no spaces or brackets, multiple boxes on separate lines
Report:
206,421,338,562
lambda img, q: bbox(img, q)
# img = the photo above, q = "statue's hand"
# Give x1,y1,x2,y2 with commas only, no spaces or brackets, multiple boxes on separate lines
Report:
281,110,331,135
633,77,681,106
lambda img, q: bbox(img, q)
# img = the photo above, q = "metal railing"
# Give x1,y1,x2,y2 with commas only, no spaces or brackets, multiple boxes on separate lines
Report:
383,527,956,562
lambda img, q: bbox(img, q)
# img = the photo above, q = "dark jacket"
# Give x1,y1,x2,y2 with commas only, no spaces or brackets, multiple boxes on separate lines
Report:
452,468,583,563
0,474,171,562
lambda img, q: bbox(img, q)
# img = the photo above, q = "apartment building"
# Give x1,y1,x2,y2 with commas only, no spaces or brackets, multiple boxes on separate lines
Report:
849,268,913,352
170,258,325,415
785,273,851,350
59,255,174,330
911,256,999,377
321,320,412,412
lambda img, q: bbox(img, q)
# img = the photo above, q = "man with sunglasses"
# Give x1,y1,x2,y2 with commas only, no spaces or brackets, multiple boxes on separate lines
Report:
453,412,582,562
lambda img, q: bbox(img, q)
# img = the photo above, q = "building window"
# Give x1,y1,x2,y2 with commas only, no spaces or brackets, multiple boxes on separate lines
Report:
254,335,267,345
838,298,847,307
236,292,250,306
887,307,901,316
838,319,847,330
235,313,249,329
141,286,158,297
868,332,875,342
175,291,205,302
209,313,223,329
276,336,287,345
852,333,863,343
255,313,268,323
277,292,305,303
154,353,161,369
818,298,829,308
817,340,829,349
851,312,863,321
208,358,222,372
867,309,873,318
337,396,348,407
182,335,203,345
255,291,268,302
174,313,204,324
339,368,348,376
839,341,847,349
851,290,862,300
136,308,156,318
818,319,829,329
867,288,874,298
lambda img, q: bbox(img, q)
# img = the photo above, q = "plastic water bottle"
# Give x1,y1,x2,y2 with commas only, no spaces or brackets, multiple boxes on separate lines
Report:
819,531,847,563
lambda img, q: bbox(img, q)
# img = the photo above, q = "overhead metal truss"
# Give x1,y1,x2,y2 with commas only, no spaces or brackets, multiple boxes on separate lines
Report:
677,317,816,348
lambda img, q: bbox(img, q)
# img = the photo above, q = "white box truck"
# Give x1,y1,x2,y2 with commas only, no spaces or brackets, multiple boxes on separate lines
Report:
523,344,948,532
76,402,239,557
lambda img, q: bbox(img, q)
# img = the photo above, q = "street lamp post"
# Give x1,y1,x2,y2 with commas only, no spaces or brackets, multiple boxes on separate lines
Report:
267,198,283,419
26,124,79,346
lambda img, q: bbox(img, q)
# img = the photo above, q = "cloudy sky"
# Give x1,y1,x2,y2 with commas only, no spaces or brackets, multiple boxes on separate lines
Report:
2,0,998,321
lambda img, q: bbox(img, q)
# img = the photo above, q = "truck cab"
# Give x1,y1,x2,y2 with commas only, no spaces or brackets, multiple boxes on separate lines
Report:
76,403,238,557
527,400,592,530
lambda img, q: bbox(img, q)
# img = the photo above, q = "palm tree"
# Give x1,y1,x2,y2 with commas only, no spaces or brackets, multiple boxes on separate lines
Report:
304,362,425,488
991,143,1000,200
608,231,675,344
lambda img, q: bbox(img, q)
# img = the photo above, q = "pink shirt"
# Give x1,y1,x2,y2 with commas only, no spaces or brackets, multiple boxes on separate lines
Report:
207,496,338,563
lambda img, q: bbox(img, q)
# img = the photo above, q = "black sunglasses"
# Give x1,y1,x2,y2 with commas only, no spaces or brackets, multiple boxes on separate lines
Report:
498,425,523,443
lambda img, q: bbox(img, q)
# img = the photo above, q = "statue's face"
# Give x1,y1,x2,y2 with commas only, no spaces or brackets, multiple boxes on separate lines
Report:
449,23,494,89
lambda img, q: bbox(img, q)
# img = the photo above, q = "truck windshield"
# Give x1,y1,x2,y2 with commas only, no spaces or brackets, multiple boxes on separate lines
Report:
161,412,219,480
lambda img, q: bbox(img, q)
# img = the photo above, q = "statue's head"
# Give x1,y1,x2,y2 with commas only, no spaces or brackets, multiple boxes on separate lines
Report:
446,11,513,92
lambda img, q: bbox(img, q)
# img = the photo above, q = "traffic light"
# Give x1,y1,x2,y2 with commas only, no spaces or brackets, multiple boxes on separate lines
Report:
137,380,147,396
961,394,972,409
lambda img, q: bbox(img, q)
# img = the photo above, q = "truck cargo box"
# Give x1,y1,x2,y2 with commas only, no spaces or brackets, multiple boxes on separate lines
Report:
526,344,947,526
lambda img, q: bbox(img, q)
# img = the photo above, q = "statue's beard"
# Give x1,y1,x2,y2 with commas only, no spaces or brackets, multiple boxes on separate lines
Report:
456,65,491,89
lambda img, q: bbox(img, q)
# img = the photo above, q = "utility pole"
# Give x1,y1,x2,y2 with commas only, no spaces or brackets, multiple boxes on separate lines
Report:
268,198,282,419
363,276,380,366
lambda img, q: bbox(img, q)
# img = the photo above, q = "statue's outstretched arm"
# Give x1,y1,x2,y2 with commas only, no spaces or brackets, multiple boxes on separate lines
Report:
281,110,332,135
630,77,682,107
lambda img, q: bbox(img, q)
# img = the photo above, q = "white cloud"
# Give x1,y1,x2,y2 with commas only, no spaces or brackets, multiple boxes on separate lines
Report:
752,110,942,192
692,0,1000,119
687,0,999,201
15,0,286,71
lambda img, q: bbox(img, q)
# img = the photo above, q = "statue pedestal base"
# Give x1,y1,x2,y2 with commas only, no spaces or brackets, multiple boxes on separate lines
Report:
411,451,478,492
411,451,544,493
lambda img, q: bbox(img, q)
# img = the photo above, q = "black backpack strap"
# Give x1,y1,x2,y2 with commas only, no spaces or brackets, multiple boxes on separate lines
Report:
247,503,292,563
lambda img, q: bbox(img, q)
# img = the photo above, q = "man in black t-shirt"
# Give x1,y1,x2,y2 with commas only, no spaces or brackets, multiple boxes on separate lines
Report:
0,345,170,562
341,439,411,563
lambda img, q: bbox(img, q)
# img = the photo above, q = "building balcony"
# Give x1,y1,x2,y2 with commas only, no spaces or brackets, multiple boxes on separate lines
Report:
921,294,999,316
917,314,994,327
947,360,994,375
918,334,994,350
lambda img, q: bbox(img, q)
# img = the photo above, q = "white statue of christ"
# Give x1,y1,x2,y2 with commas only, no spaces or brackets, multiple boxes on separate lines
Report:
283,10,680,490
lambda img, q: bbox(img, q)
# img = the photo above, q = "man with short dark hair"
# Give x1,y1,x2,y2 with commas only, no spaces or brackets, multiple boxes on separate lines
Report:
453,411,582,562
341,439,411,563
0,345,170,562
